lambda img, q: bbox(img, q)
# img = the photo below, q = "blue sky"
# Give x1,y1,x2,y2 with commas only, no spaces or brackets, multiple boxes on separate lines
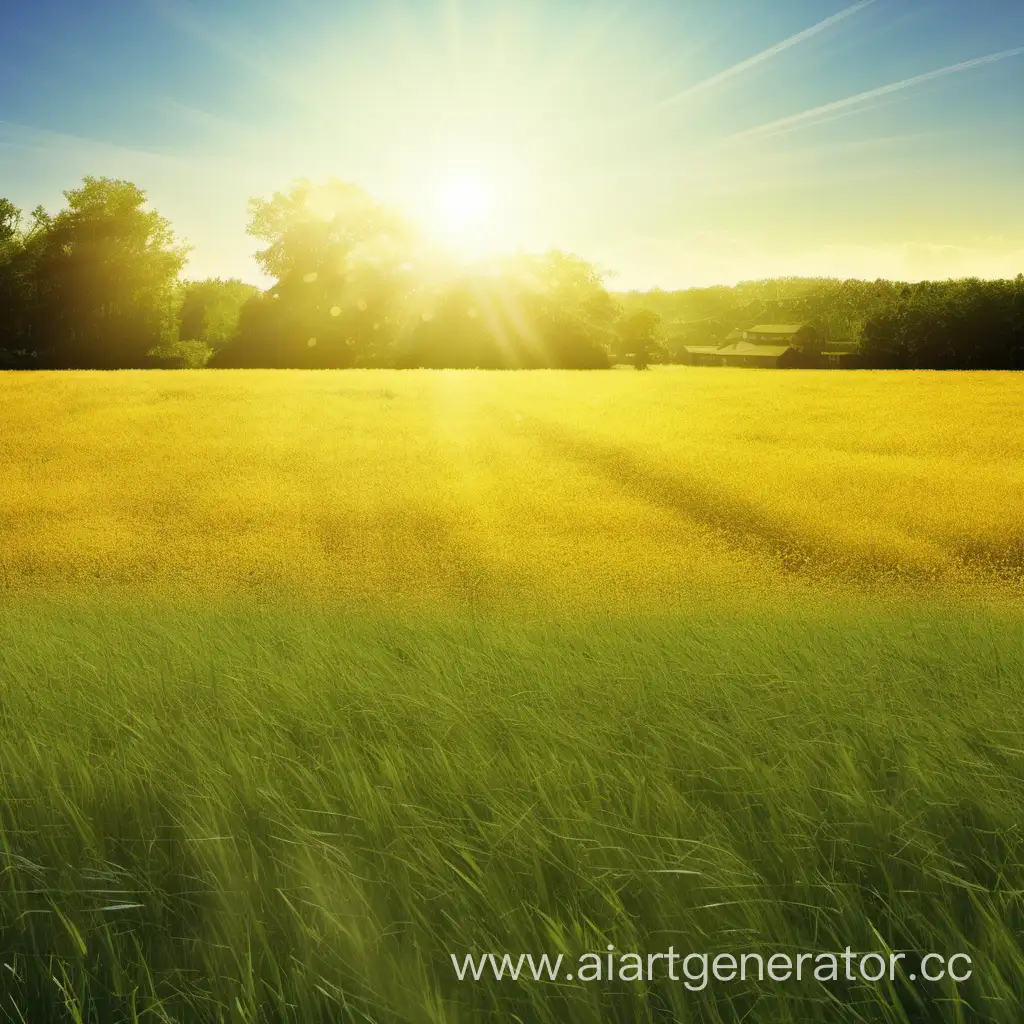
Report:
2,0,1022,288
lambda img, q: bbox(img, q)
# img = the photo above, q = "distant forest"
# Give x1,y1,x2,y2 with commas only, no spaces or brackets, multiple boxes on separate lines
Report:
2,175,1023,371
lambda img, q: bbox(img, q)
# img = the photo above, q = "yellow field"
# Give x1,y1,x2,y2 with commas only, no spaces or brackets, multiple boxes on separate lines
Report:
1,367,1022,609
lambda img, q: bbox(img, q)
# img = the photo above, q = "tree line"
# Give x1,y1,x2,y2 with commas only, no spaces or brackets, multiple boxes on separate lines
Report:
1,175,1022,370
623,276,1024,369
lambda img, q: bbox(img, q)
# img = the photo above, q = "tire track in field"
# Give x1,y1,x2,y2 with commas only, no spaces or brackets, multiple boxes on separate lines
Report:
509,414,955,591
312,502,514,606
944,537,1024,582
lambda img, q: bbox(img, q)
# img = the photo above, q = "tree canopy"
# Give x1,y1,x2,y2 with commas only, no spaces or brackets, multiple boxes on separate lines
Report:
18,178,189,368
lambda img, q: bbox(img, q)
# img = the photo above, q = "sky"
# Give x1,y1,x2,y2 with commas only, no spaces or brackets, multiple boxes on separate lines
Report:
1,0,1022,290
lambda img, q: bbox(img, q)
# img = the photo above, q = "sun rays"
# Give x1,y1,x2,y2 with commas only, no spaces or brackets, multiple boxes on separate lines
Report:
19,0,1016,287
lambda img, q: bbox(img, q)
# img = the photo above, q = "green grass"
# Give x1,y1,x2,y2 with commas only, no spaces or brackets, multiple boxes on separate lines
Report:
1,598,1022,1022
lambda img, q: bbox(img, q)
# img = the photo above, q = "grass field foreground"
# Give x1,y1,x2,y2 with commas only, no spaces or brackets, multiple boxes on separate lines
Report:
1,601,1023,1022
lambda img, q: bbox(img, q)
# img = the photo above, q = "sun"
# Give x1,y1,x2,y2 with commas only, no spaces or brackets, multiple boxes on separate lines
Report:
426,172,501,258
415,166,525,259
437,173,493,230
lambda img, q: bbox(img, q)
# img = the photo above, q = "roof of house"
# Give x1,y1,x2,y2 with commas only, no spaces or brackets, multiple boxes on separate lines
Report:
717,342,795,358
746,324,808,336
683,345,727,355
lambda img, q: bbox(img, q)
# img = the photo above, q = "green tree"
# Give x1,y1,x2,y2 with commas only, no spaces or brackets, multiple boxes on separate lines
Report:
213,178,416,368
0,200,24,356
496,251,617,367
27,177,189,368
172,277,260,365
0,202,53,360
618,309,663,369
0,199,19,247
394,254,614,369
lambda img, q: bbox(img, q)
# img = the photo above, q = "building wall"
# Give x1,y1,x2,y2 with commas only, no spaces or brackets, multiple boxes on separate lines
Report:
821,352,861,369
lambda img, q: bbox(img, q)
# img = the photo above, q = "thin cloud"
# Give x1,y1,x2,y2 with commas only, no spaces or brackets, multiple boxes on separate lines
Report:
0,120,177,165
650,0,876,112
730,45,1024,141
152,99,270,151
0,119,272,195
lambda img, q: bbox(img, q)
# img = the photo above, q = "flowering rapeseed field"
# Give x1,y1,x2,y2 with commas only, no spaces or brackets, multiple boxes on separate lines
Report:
1,367,1022,607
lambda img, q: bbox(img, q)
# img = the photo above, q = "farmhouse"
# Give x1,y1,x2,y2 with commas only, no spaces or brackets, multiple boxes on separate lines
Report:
683,324,817,368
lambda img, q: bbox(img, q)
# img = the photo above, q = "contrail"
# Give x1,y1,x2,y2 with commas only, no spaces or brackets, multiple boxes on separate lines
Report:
650,0,876,112
730,45,1024,140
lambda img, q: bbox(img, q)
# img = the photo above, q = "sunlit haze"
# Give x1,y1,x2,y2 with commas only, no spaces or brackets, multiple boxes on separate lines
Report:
2,0,1022,288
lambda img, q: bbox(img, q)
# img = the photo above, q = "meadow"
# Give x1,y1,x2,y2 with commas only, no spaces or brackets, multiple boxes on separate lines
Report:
1,368,1022,1022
